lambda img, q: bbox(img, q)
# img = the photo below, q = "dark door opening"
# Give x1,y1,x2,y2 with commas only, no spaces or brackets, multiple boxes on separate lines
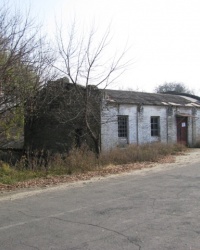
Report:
176,117,188,145
75,128,83,148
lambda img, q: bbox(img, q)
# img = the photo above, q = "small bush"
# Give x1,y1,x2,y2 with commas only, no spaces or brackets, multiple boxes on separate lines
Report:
66,145,98,173
0,161,12,174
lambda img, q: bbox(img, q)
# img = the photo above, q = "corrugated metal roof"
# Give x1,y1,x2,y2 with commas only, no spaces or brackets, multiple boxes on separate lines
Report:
102,89,200,107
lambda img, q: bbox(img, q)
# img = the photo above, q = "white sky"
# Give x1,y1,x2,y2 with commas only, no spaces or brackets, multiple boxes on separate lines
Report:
9,0,200,94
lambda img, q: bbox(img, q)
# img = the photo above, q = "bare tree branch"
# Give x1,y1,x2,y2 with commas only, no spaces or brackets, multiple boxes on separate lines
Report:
50,21,132,153
0,2,56,147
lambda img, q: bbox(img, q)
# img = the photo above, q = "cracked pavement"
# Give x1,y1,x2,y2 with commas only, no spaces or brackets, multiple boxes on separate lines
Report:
0,149,200,249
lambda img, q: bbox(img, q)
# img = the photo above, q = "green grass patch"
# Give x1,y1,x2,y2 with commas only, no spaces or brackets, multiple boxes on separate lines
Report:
0,162,46,185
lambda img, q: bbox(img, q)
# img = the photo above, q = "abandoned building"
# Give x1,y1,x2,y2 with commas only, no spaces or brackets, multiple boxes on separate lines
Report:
101,90,200,151
24,78,101,153
24,78,200,153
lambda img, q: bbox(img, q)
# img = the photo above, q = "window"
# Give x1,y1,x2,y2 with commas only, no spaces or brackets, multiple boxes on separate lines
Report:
118,116,128,137
151,116,160,136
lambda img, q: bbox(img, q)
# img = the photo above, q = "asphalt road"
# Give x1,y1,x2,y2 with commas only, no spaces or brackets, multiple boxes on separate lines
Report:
0,149,200,250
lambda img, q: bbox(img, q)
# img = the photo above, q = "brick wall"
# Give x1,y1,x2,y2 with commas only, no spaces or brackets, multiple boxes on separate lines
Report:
25,82,101,153
101,102,200,151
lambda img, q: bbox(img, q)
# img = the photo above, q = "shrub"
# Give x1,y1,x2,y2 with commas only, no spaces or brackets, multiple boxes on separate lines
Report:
66,145,98,173
47,146,98,175
0,161,12,173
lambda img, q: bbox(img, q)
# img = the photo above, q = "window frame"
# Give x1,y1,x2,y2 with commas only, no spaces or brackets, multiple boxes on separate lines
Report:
118,115,128,138
151,116,160,137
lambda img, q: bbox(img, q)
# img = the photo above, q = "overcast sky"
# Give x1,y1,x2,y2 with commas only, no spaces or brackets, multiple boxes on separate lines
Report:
9,0,200,95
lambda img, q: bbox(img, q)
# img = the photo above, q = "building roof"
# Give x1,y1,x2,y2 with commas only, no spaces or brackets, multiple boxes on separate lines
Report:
102,89,200,107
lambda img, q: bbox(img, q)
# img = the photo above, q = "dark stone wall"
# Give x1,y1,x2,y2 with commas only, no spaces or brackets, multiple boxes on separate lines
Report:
24,80,101,153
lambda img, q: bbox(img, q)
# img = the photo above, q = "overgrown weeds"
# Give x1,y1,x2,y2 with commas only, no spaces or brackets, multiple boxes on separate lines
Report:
99,143,185,165
0,143,186,185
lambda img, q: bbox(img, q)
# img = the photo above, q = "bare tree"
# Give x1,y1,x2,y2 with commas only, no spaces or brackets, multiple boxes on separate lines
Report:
30,23,130,153
0,2,56,147
51,22,130,153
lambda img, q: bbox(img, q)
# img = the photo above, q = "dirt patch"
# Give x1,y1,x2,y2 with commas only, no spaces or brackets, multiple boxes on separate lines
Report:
1,149,200,195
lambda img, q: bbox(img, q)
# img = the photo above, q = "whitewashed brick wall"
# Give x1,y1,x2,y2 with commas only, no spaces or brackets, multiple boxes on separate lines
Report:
194,108,200,143
101,102,200,151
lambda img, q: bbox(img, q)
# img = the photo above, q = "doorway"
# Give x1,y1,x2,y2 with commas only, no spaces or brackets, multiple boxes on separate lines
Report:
176,117,188,145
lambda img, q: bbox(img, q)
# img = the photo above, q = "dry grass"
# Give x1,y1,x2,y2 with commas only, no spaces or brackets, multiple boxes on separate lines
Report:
0,143,186,185
48,145,98,175
99,143,185,166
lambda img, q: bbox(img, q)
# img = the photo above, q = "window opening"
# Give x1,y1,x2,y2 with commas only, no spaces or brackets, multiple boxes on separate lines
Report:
151,116,160,136
118,116,128,137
